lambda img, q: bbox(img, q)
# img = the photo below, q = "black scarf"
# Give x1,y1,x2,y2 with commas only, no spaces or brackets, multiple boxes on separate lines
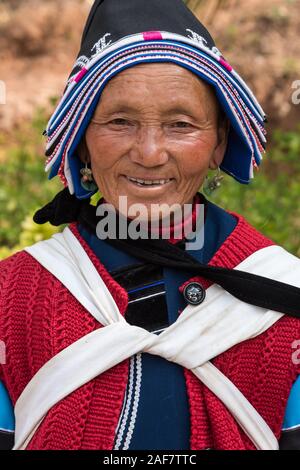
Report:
68,0,215,80
33,188,300,320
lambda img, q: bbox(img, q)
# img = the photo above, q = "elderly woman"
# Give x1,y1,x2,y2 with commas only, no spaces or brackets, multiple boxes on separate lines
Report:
1,0,300,451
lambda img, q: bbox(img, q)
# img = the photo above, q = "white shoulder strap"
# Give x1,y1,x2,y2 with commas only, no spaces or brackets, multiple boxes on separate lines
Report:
14,227,300,450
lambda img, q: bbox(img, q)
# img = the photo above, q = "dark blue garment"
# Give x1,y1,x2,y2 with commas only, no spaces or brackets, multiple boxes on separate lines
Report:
78,197,238,450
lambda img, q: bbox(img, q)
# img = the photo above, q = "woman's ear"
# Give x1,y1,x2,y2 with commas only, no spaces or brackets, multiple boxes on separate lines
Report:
209,117,230,170
77,136,91,164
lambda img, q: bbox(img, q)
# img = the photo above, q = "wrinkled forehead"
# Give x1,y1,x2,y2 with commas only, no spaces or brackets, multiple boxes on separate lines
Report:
92,62,220,117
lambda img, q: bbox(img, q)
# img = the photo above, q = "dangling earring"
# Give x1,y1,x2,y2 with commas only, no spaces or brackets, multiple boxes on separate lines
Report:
203,167,224,196
80,162,98,192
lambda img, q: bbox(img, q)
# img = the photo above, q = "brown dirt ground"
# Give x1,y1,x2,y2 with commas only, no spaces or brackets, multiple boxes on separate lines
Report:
0,0,299,138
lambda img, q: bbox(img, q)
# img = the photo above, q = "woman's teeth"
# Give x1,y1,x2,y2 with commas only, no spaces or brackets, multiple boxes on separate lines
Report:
126,176,171,186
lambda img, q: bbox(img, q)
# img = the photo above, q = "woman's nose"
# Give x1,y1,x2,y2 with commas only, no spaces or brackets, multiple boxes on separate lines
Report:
129,126,169,167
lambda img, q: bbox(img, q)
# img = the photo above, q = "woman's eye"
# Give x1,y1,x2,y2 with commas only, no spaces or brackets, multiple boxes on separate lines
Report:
110,118,131,126
170,122,192,128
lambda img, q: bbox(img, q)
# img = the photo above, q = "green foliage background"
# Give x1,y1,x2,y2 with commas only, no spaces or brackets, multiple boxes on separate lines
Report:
208,127,300,257
0,107,62,259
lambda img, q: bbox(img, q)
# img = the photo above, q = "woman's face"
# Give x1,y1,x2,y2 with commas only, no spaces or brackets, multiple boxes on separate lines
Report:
82,63,228,217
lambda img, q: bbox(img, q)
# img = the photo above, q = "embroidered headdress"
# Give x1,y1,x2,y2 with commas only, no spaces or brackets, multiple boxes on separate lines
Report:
44,0,267,199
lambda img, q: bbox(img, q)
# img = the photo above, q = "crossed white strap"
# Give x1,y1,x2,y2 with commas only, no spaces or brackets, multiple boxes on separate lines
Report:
13,227,300,450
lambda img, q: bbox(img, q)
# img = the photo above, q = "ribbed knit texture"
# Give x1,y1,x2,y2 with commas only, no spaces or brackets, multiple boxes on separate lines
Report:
0,211,299,450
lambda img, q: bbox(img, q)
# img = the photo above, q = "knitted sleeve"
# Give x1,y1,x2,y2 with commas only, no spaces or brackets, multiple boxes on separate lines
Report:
0,254,13,383
0,254,17,449
0,250,35,386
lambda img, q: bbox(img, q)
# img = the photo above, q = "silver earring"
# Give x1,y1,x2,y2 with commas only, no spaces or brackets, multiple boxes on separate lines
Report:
80,162,98,192
203,167,224,196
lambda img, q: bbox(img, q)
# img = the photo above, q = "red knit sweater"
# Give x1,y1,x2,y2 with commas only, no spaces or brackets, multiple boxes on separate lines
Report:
0,212,299,450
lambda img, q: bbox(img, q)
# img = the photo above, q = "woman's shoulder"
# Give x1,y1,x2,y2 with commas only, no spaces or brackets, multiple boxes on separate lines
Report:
0,246,51,294
0,226,90,297
0,249,31,280
212,206,300,295
0,247,38,270
0,227,68,280
226,209,276,250
204,195,275,248
205,199,277,268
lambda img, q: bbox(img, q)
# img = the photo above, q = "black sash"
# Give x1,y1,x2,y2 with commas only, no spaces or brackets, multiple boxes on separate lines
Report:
33,188,300,319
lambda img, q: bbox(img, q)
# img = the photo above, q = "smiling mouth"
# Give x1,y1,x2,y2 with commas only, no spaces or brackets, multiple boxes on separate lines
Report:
125,176,174,187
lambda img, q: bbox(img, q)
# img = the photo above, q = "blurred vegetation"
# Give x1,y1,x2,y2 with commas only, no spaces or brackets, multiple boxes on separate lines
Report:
0,106,62,260
206,126,300,257
184,0,227,17
0,104,299,260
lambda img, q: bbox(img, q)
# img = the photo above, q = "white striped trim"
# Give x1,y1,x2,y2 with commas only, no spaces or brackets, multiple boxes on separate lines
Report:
113,356,135,450
281,423,300,432
123,353,142,450
128,291,165,304
0,427,14,433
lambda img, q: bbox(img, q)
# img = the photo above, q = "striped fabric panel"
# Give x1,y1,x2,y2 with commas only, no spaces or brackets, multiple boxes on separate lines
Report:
43,34,267,194
111,263,169,333
46,44,263,160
